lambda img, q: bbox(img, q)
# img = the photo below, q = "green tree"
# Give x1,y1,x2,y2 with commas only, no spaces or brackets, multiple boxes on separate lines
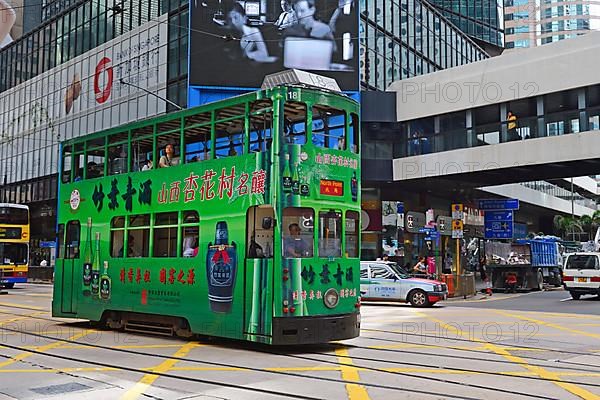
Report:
553,215,583,240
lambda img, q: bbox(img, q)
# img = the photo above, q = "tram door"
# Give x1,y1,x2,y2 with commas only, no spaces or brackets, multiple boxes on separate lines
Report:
244,206,274,340
59,221,80,314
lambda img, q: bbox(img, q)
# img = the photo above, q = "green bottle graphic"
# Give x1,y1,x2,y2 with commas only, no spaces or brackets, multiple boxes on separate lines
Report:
100,261,111,300
300,175,309,196
82,217,93,289
291,162,300,195
91,232,101,296
282,153,292,192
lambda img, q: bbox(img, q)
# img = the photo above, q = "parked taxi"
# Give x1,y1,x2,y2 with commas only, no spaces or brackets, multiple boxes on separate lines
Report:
360,261,448,307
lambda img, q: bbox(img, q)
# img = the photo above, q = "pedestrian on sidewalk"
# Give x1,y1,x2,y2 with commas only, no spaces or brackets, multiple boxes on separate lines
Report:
505,272,517,293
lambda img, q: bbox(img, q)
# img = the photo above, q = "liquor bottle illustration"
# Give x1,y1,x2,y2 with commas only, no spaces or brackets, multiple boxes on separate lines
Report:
282,153,292,192
206,221,237,313
82,217,93,289
91,232,101,296
350,171,358,202
291,162,300,195
300,175,310,196
100,261,111,300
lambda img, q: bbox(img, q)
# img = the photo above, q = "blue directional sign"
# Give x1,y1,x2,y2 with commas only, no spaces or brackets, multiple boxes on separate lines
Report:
39,241,56,248
478,199,520,211
484,210,514,239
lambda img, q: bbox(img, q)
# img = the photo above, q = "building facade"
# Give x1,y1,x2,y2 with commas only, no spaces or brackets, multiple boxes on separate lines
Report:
505,0,600,49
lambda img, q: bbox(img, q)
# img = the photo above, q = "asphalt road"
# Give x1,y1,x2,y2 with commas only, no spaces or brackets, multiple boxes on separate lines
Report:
0,284,599,400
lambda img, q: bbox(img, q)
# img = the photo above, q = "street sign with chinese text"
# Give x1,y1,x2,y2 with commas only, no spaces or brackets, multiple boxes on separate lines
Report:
484,210,514,239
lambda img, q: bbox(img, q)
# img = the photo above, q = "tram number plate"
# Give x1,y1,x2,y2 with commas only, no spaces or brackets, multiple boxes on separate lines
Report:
577,277,587,283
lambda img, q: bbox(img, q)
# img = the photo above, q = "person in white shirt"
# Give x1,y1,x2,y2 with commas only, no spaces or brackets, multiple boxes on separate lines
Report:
275,0,296,30
0,0,16,49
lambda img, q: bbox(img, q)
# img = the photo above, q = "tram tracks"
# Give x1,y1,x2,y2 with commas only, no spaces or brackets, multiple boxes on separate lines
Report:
0,306,599,399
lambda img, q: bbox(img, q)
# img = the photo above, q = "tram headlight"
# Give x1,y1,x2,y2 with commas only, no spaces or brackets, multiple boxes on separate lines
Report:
323,288,339,309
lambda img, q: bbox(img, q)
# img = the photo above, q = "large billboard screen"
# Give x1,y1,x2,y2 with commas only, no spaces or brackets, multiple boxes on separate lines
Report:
189,0,359,91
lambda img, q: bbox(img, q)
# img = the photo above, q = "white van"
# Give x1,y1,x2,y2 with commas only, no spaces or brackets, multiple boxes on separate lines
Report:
562,253,600,299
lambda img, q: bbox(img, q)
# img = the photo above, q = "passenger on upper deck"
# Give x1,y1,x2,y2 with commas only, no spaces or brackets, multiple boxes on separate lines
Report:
159,144,179,168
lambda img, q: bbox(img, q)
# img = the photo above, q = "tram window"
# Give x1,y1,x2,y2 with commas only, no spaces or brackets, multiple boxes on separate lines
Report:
131,125,154,172
345,211,359,258
108,131,129,175
110,216,125,258
127,230,149,257
154,212,178,257
282,207,314,258
65,220,80,259
129,214,150,227
57,224,65,259
349,113,359,153
184,124,212,162
86,144,105,179
247,206,274,259
127,214,150,257
73,153,85,181
61,145,72,183
182,211,200,257
215,119,244,159
284,102,307,145
249,100,273,152
312,105,346,150
318,210,342,258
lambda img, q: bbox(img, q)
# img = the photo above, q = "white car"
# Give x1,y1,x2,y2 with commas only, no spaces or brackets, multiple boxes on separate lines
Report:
563,253,600,299
360,261,448,307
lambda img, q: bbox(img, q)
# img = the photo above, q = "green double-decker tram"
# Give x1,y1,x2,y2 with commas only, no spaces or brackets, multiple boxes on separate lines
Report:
53,78,361,344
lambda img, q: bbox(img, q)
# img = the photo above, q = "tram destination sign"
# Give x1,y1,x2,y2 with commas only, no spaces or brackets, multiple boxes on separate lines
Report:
478,199,519,211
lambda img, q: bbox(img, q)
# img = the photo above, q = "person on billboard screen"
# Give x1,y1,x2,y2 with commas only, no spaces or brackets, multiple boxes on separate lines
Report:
226,3,275,63
286,0,334,42
275,0,297,30
0,0,16,49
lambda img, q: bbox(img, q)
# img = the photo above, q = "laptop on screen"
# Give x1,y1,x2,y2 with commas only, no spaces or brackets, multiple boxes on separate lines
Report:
284,38,333,71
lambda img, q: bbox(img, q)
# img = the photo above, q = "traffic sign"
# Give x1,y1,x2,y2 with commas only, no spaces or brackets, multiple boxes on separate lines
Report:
452,219,464,239
436,216,452,236
484,210,514,239
478,199,519,211
451,203,463,220
40,241,56,248
405,211,426,233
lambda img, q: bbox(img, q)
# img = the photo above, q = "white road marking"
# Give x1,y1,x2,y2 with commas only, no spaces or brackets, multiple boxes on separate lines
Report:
559,297,572,302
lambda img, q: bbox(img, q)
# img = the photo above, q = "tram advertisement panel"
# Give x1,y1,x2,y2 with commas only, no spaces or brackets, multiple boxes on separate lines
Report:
189,0,359,91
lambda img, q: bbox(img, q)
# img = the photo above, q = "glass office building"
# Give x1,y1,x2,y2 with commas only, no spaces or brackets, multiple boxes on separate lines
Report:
360,0,489,90
505,0,600,48
428,0,505,48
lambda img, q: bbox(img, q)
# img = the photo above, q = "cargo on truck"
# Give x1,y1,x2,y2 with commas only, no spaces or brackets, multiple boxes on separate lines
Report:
484,237,562,291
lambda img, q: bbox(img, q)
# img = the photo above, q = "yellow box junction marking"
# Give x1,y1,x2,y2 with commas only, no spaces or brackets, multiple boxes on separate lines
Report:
120,341,199,400
424,314,600,400
494,310,600,341
335,347,371,400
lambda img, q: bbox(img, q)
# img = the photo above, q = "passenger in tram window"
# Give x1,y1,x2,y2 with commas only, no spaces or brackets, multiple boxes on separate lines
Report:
141,159,153,171
159,144,179,167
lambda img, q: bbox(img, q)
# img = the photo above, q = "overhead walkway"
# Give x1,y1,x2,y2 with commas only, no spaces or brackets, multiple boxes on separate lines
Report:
384,31,600,190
